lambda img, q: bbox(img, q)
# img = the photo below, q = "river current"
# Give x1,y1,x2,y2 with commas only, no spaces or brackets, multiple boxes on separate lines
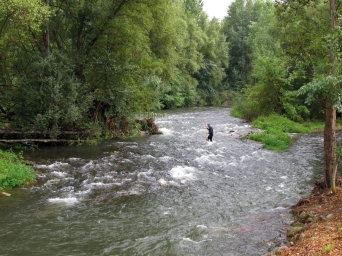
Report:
0,107,324,255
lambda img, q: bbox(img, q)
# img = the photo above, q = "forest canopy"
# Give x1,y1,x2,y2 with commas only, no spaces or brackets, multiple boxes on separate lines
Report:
0,0,229,140
0,0,340,143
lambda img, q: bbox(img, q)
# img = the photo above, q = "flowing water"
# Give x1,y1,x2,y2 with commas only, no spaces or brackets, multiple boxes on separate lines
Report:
0,107,324,256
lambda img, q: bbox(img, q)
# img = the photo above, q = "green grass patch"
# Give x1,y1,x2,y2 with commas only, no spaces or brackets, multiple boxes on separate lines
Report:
0,150,36,189
249,129,291,152
322,243,334,253
250,115,325,151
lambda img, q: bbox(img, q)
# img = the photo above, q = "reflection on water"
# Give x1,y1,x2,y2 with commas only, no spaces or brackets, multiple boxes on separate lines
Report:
0,107,324,255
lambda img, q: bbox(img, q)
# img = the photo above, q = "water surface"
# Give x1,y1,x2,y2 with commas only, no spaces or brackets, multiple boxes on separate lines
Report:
0,107,324,255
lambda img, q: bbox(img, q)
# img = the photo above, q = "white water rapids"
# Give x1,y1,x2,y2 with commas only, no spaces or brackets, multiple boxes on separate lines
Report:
0,107,324,255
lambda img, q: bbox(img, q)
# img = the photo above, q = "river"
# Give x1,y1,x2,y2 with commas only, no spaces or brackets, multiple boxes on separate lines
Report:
0,107,324,256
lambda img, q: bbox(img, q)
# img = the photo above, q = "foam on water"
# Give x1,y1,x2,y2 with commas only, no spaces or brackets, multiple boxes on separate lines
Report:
90,182,113,187
159,127,173,135
169,166,196,182
159,178,179,186
48,197,78,205
68,157,81,161
182,237,212,244
194,154,217,164
50,171,67,177
158,156,174,162
35,162,70,169
196,225,208,229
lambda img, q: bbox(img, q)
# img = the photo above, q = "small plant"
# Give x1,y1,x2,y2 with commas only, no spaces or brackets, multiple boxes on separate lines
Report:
322,243,334,253
338,226,342,233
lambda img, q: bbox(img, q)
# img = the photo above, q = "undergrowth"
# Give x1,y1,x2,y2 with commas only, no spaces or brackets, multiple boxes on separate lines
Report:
249,115,325,151
0,150,36,190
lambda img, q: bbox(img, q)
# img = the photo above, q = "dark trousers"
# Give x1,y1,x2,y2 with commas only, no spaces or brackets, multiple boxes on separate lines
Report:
208,133,213,142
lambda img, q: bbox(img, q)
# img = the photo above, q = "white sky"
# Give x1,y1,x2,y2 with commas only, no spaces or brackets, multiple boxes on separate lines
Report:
202,0,234,20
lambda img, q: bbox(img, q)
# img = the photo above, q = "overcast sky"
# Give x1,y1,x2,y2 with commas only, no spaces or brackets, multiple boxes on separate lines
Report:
202,0,234,20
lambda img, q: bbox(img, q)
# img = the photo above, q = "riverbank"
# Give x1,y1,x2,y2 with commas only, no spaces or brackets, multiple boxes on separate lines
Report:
273,183,342,255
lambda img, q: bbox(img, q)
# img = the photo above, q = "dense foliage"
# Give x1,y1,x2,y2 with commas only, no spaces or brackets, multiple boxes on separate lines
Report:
227,0,342,123
1,0,340,143
0,0,229,140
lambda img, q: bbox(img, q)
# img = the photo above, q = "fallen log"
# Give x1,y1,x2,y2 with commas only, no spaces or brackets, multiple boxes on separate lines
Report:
0,139,85,143
0,130,89,134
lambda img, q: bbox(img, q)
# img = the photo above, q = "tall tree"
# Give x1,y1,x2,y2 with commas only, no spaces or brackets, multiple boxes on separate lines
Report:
222,0,261,91
195,15,229,105
323,0,339,191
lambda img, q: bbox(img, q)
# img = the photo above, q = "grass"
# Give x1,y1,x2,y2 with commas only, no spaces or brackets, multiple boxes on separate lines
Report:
322,243,334,253
249,115,325,151
0,149,36,190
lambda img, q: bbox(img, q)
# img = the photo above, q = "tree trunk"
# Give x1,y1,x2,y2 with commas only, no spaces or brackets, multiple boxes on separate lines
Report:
324,0,338,191
324,101,337,191
44,0,50,57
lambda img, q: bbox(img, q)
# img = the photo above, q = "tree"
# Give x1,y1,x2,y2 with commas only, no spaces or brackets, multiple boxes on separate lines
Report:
323,0,339,191
195,15,229,105
238,0,309,121
0,0,48,124
222,0,261,91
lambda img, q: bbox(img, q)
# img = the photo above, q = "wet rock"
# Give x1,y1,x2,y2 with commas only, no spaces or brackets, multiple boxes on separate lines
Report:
275,245,289,254
295,198,310,206
141,130,149,135
287,226,304,238
294,233,306,243
319,215,327,221
305,217,313,223
326,213,333,219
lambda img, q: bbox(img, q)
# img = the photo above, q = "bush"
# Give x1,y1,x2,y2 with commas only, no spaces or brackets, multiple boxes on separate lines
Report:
0,150,35,189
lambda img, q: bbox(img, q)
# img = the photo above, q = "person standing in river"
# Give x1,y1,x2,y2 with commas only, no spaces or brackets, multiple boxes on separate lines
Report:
207,124,213,142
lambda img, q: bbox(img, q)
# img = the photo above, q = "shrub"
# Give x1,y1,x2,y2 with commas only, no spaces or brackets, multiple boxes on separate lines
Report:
0,150,35,189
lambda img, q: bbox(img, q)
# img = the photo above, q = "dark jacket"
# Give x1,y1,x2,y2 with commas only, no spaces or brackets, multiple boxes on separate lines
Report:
208,126,213,135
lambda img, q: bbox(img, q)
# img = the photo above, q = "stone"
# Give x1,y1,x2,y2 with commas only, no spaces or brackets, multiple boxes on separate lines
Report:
326,214,333,219
1,192,11,196
287,227,304,237
319,215,327,221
